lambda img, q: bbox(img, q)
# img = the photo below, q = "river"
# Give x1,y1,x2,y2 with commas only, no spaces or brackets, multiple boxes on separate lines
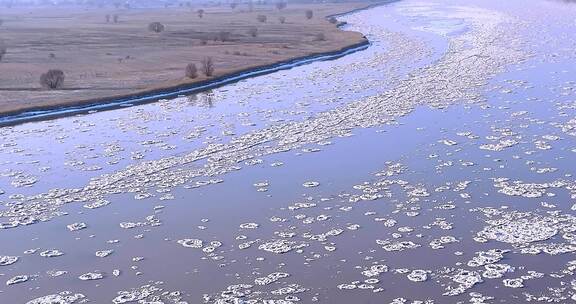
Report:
1,0,576,303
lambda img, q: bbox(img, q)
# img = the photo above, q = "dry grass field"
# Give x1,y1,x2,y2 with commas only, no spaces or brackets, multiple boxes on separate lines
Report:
0,2,370,115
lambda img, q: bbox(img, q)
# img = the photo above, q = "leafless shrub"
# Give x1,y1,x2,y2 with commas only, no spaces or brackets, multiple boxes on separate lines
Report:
201,57,215,77
40,69,65,89
314,33,326,41
0,44,6,62
257,15,267,23
185,63,198,78
305,10,313,20
248,27,258,37
279,16,286,24
148,22,165,33
200,39,208,45
105,14,110,23
49,53,56,59
113,15,119,23
231,50,248,56
218,31,231,42
197,9,205,18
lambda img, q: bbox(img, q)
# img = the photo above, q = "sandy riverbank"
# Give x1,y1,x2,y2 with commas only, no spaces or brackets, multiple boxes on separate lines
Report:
0,2,376,117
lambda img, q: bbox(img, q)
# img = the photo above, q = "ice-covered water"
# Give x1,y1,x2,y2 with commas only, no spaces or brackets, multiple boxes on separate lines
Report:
1,0,576,303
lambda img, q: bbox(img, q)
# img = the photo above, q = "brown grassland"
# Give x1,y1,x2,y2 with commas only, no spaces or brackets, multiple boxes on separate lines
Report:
0,2,371,115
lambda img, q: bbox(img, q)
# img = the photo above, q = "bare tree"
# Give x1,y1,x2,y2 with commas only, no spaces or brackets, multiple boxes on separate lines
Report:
148,22,165,33
279,16,286,24
248,27,258,38
105,14,111,23
218,31,231,42
197,9,205,18
185,63,198,78
201,57,215,76
305,10,313,20
0,44,6,62
257,15,267,23
276,1,286,10
113,14,119,23
40,70,65,89
230,2,237,9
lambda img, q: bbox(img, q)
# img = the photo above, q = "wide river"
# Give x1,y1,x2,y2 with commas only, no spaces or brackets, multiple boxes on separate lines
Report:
1,0,576,303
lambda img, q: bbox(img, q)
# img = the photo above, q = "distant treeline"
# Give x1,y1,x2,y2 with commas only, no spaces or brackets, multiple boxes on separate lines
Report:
1,0,384,9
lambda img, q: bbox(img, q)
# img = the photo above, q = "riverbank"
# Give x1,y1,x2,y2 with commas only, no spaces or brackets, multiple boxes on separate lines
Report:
0,41,370,125
0,2,379,121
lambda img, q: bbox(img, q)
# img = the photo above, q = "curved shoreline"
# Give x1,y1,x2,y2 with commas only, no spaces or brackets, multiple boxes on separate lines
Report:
0,1,399,127
0,41,370,126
